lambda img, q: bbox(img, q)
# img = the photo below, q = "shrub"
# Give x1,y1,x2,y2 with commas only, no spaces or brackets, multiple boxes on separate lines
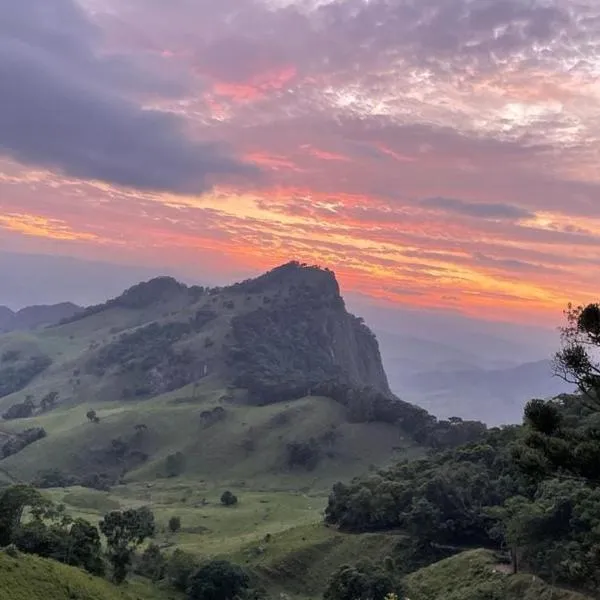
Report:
186,560,249,600
169,516,182,534
324,561,402,600
220,491,238,507
2,428,46,458
166,452,186,477
166,549,198,592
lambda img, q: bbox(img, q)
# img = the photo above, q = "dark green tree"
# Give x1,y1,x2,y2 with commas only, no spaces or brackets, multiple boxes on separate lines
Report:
0,485,49,546
186,560,249,600
99,506,155,584
324,561,401,600
220,491,238,507
166,548,198,592
40,391,59,412
86,409,100,423
554,303,600,398
169,515,182,534
137,543,166,582
166,452,186,477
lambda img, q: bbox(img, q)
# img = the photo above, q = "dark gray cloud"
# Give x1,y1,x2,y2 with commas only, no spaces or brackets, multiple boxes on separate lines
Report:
419,197,534,220
0,0,255,193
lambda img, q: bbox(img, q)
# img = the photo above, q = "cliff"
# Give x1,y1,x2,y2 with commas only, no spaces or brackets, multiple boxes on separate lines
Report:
229,262,391,402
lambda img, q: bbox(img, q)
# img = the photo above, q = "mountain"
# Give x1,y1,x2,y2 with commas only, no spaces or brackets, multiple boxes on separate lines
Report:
377,330,572,425
0,303,82,333
0,261,465,490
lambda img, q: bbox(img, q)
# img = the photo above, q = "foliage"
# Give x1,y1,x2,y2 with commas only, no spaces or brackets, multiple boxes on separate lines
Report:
39,391,59,413
554,303,600,396
1,427,47,458
0,485,105,576
87,409,100,423
3,398,36,420
0,551,159,600
168,516,182,534
165,452,186,477
166,548,199,592
0,485,50,546
186,560,249,600
323,560,403,600
220,491,238,507
286,439,321,470
99,506,156,584
326,426,523,541
324,302,600,593
60,276,192,324
0,355,51,399
13,517,105,576
135,543,166,582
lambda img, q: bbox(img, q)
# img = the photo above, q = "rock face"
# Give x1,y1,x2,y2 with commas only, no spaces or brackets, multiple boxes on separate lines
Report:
229,262,391,402
0,303,81,332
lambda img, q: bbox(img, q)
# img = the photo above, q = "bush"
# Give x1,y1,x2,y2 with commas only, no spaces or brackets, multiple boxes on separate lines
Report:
169,516,182,534
286,439,321,470
166,452,186,477
166,549,198,592
220,491,238,507
324,561,402,600
3,398,35,420
0,355,51,399
136,543,166,582
2,428,46,458
186,560,249,600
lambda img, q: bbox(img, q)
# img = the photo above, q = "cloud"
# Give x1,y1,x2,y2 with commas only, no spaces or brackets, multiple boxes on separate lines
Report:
0,0,255,193
419,197,534,221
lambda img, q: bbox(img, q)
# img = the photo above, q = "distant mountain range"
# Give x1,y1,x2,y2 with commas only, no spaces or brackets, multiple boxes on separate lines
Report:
377,331,573,425
0,303,82,333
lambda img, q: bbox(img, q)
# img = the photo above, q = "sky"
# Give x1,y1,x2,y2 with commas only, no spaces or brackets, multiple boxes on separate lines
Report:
1,0,599,328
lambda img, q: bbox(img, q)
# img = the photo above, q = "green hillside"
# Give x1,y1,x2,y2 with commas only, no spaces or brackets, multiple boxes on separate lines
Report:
405,549,593,600
0,549,176,600
0,386,421,490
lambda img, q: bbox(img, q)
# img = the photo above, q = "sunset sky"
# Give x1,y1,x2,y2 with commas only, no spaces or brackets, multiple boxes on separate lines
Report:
1,0,599,326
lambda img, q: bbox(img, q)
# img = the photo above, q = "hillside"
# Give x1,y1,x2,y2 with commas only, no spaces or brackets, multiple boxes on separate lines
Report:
0,263,393,409
405,549,592,600
0,303,81,333
0,549,173,600
0,262,466,492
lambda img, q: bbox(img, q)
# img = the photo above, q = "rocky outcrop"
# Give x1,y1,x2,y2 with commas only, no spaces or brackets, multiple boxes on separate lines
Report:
229,262,391,402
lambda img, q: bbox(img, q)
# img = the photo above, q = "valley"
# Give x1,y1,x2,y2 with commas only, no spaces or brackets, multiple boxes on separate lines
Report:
0,262,595,600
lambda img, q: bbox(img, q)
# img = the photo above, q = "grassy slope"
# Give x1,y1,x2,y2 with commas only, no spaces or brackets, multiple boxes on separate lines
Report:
0,550,177,600
0,384,421,490
405,549,593,600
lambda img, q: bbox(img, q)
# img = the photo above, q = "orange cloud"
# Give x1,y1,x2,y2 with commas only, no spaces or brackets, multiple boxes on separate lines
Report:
0,213,100,242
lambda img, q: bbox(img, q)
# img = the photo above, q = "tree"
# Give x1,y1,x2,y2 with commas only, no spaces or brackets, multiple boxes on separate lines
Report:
324,561,401,600
169,516,182,534
554,303,600,399
220,491,238,507
137,543,166,582
13,517,104,576
186,560,249,600
166,548,198,592
0,485,49,546
40,391,59,412
166,452,186,477
99,506,155,584
86,409,100,423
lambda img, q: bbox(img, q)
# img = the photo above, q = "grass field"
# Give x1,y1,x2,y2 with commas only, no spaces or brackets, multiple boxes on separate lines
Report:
0,385,422,491
0,550,179,600
405,549,593,600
